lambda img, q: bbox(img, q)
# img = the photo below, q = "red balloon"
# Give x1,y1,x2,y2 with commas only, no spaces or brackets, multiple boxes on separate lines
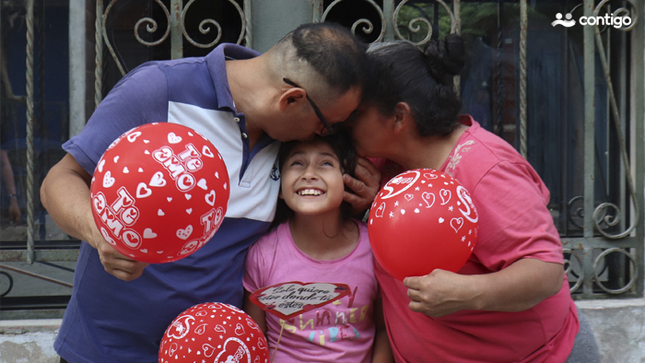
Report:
90,122,229,263
368,169,478,281
158,302,269,363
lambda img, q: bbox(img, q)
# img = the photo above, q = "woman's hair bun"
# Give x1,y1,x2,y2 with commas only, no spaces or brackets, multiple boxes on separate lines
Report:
423,33,466,82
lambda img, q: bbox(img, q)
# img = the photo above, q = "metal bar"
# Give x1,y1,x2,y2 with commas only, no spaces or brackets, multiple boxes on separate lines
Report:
170,0,183,59
244,0,252,47
631,0,645,297
518,0,527,158
24,0,35,264
453,0,461,97
582,0,596,297
592,9,639,239
0,264,73,288
95,0,104,107
0,249,80,262
383,0,395,42
312,0,323,22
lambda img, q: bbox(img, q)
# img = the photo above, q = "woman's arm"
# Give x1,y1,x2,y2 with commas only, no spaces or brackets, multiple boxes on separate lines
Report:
404,258,564,317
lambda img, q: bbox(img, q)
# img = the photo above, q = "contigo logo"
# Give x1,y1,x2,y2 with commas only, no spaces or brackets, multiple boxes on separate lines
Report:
552,11,632,29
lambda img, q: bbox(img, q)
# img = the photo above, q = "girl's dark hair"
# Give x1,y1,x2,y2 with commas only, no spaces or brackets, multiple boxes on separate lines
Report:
363,34,467,137
270,129,358,230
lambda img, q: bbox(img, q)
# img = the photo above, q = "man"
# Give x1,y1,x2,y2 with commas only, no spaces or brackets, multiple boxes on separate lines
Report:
41,22,379,363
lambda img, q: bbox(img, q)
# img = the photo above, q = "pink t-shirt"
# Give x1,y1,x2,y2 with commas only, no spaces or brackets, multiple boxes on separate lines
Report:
244,221,379,363
376,116,579,363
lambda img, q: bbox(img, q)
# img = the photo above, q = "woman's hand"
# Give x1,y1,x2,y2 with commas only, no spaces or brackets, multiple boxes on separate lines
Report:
343,156,381,214
404,259,564,317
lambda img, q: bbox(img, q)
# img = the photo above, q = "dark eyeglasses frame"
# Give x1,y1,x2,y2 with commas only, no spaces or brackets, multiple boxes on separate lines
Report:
283,78,338,136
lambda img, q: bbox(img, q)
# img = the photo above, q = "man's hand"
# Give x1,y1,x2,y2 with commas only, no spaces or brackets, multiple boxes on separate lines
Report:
41,153,149,282
343,156,381,214
88,227,149,281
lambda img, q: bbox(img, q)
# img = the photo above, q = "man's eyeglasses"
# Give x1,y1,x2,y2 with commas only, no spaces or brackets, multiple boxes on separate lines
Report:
283,78,338,136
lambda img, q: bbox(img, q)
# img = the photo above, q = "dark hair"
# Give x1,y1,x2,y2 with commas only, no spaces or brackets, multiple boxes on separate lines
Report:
270,129,358,230
286,22,369,94
363,34,466,137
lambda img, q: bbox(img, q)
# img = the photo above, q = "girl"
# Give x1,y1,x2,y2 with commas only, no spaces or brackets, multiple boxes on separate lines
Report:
243,132,392,363
348,35,600,363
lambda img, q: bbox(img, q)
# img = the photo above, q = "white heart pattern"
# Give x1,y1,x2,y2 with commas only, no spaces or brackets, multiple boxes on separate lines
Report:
176,225,193,240
440,189,452,205
450,217,464,233
197,178,208,190
167,132,182,144
102,171,115,188
202,145,214,158
374,202,386,218
136,182,152,198
143,228,157,239
126,131,141,142
205,190,216,206
149,171,167,187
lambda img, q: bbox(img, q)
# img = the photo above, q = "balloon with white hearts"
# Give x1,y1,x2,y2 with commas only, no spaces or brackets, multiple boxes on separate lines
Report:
90,122,230,263
368,169,479,281
158,302,269,363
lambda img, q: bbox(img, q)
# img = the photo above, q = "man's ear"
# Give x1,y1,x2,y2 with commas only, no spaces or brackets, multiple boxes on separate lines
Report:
393,102,412,134
278,87,306,111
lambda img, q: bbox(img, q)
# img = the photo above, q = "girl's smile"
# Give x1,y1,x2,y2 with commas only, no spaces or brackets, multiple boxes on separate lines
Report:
280,140,345,217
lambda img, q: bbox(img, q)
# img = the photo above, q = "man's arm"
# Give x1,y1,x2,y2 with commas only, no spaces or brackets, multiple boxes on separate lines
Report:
41,153,148,281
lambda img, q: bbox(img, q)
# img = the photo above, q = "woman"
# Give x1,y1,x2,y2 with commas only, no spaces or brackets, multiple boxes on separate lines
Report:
348,35,600,363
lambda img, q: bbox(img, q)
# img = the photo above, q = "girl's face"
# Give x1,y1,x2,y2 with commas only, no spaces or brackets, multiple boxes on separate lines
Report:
280,141,345,216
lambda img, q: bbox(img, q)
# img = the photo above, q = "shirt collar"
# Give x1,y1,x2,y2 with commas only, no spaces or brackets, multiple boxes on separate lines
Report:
205,43,261,112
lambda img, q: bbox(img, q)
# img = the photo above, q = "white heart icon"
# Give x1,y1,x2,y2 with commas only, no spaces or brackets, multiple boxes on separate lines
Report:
186,208,193,214
149,171,167,187
205,190,216,206
136,182,152,198
202,145,214,158
97,159,106,173
197,178,208,190
102,171,115,188
126,131,141,142
157,209,165,216
113,156,119,163
167,132,182,144
143,228,157,239
176,225,193,240
123,167,129,173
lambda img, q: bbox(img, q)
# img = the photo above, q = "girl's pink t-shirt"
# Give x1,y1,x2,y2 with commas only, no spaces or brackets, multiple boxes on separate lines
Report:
376,116,579,363
244,221,379,363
